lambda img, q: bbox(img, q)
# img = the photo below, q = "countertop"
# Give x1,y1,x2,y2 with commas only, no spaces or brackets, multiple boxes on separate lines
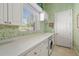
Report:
0,33,54,56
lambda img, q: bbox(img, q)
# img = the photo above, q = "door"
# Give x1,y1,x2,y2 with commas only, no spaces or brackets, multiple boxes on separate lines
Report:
54,9,72,48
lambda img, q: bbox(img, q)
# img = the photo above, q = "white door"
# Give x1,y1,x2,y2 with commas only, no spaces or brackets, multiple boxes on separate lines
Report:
54,9,72,48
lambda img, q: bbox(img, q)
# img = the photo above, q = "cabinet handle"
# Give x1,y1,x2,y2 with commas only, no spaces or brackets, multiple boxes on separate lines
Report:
4,21,8,24
34,52,37,55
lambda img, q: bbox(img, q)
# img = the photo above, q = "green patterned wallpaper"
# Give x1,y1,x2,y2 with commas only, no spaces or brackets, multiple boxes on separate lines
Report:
0,25,34,41
0,25,19,41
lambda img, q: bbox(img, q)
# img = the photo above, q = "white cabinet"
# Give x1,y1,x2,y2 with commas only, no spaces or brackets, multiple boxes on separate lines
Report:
3,3,8,24
0,3,23,25
0,3,3,24
0,3,11,24
0,3,8,24
26,46,41,56
8,3,23,25
12,3,23,25
8,3,13,24
25,39,48,56
39,39,48,56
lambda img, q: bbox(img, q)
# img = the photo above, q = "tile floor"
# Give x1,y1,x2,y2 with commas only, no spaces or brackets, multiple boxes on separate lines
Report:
51,46,77,56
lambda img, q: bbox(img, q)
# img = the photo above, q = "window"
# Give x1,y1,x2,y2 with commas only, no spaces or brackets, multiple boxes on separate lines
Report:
19,4,40,32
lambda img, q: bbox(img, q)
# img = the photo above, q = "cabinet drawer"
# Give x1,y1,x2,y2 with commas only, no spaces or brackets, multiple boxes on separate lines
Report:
25,45,41,56
26,50,39,56
24,39,48,56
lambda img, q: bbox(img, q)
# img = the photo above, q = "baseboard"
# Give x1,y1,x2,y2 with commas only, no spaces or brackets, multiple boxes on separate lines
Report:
56,45,72,49
74,47,79,56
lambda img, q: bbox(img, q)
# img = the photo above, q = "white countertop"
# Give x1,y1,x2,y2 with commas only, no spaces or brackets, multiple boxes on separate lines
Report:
0,33,54,56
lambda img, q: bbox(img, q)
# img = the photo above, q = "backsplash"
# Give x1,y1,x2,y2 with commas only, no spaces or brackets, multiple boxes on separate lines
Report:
0,24,49,42
0,25,32,41
0,25,17,40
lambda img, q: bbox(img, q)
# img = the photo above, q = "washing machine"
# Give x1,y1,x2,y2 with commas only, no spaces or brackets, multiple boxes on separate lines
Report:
48,36,55,56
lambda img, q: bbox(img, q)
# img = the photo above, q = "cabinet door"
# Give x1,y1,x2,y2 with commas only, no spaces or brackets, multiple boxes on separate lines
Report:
8,3,13,24
12,3,23,25
3,3,8,23
25,46,41,56
26,49,40,56
39,39,48,56
25,39,48,56
0,3,3,24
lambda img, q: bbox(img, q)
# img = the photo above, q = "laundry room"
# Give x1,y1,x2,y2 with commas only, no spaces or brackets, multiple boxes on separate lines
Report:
0,3,79,56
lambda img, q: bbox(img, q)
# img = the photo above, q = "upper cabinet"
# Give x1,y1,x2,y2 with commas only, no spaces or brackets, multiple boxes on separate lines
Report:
3,3,8,24
8,3,13,24
12,3,23,25
8,3,23,25
0,3,23,25
0,3,8,24
0,3,3,24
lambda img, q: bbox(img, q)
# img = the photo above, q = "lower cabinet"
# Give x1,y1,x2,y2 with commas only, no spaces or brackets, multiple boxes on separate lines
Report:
24,39,48,56
39,39,48,56
26,46,41,56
